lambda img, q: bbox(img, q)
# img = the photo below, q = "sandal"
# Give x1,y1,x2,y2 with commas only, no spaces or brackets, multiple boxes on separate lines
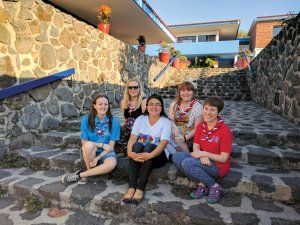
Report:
207,184,223,204
190,184,208,199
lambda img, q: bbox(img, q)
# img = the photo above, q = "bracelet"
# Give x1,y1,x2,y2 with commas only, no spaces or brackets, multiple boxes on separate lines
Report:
184,136,187,142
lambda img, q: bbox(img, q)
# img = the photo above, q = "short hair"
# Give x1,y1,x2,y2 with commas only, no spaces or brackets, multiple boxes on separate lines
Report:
203,96,224,113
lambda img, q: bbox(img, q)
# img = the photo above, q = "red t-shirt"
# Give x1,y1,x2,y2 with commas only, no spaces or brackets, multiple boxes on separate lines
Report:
194,121,233,177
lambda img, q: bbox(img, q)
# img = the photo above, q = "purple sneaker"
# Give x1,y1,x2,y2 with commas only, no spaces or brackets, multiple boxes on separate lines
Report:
190,184,208,199
207,184,223,204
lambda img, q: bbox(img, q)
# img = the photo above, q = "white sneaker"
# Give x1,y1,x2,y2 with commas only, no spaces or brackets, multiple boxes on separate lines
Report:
77,177,88,185
61,170,81,184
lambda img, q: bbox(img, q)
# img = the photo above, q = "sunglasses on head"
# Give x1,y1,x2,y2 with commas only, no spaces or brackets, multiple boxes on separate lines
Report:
128,86,139,90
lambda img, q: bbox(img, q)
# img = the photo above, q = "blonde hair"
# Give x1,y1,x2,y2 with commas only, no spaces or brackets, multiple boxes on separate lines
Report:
122,79,145,109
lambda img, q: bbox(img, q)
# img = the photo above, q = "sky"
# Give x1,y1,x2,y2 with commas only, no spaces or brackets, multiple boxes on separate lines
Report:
146,0,300,31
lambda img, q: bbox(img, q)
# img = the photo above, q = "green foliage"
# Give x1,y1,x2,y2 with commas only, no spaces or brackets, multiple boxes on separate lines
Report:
158,40,172,53
237,30,249,38
0,186,8,198
238,50,251,57
171,49,181,57
280,11,297,26
0,152,28,168
179,55,187,63
22,195,51,213
137,34,146,46
197,57,217,68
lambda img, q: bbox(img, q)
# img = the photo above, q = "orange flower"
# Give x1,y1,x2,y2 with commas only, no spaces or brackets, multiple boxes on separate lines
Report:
98,4,112,24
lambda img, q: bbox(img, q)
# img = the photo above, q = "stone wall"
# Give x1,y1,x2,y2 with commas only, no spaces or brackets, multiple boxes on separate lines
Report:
249,14,300,125
0,0,184,156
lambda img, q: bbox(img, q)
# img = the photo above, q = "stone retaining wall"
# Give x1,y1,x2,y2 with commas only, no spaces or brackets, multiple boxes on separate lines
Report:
249,14,300,125
0,0,185,156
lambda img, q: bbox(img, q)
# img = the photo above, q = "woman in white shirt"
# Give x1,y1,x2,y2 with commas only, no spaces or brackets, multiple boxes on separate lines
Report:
123,94,171,204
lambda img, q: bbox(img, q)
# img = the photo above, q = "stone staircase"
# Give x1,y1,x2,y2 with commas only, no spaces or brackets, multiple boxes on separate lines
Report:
1,101,300,224
159,69,251,101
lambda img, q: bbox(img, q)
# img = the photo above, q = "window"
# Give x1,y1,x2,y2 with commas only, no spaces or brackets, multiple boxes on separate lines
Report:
198,35,216,42
272,26,283,37
177,36,196,43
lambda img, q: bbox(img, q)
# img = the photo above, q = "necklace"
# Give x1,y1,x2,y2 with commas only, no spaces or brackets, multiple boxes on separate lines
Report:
128,101,136,114
176,99,196,118
201,117,223,142
95,119,109,136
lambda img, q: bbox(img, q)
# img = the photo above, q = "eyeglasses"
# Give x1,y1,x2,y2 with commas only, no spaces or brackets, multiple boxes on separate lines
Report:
147,103,162,107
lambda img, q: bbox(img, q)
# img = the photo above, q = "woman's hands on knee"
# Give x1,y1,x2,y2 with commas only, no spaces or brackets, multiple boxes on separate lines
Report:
90,156,99,168
128,152,144,163
174,135,185,145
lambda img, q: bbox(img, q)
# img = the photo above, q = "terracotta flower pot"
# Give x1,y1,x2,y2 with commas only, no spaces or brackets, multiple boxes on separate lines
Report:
159,52,170,64
97,23,110,34
138,45,146,53
172,58,179,69
239,56,250,69
179,62,187,69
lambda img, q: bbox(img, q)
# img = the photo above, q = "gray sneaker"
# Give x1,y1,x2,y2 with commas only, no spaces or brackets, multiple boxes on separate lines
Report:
61,170,81,184
77,177,88,185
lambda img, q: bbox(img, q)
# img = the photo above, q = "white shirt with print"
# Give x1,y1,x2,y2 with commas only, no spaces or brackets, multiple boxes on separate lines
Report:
131,115,171,147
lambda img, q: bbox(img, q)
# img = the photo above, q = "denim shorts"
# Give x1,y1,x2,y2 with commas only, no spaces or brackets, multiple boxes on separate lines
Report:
80,148,116,165
96,149,116,165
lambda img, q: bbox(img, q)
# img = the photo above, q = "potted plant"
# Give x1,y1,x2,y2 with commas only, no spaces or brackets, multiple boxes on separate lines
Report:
179,55,188,69
97,4,112,34
171,49,181,69
157,40,172,64
237,50,251,69
137,34,146,53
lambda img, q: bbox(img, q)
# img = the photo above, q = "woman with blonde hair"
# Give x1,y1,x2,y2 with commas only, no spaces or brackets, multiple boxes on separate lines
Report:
119,79,147,152
166,81,203,154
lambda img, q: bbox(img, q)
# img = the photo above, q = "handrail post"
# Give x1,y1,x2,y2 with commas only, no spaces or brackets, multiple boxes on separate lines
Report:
243,51,254,79
153,54,179,82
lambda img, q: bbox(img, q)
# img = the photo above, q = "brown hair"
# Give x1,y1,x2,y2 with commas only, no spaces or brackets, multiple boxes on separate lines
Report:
203,96,224,113
173,81,195,111
88,95,113,132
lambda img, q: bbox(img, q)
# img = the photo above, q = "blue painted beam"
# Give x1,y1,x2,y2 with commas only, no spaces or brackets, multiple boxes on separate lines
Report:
154,54,178,81
0,68,75,100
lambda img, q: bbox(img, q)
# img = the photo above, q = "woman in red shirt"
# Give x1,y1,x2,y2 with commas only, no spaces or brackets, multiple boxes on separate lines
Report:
172,96,232,203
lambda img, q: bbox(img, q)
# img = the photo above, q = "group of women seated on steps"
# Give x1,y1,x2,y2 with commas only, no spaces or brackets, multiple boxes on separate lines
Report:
61,79,232,205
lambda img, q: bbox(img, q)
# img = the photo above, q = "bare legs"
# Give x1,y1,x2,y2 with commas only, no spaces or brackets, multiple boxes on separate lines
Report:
80,141,116,178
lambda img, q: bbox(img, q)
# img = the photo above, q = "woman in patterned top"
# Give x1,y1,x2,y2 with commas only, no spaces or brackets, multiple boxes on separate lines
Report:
167,81,203,154
119,79,147,153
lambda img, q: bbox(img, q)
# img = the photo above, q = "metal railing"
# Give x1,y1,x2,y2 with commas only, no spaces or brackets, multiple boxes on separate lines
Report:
153,54,179,81
0,68,75,100
241,51,254,79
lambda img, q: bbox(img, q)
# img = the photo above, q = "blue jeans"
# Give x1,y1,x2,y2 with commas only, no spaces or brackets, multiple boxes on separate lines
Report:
128,142,168,191
172,152,219,187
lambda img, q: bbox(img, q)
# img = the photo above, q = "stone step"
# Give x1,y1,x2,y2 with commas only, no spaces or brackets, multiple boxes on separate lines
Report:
0,167,300,225
16,147,300,203
18,142,300,172
0,196,134,225
55,101,300,149
231,144,300,170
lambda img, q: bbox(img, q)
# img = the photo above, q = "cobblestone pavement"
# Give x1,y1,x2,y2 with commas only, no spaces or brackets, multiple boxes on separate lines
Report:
1,100,300,224
0,196,136,225
0,168,300,225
